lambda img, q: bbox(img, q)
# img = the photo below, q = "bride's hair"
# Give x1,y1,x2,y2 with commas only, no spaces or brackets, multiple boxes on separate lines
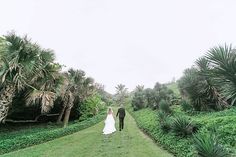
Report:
107,107,113,114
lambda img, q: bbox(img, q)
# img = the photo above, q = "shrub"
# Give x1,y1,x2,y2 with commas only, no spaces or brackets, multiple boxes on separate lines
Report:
159,99,172,114
129,106,235,157
0,111,106,155
131,91,147,111
129,108,194,157
157,111,172,133
193,132,230,157
171,115,196,137
181,99,192,112
161,118,172,133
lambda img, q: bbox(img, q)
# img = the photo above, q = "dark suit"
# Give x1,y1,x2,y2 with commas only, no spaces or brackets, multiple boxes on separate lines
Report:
116,107,126,131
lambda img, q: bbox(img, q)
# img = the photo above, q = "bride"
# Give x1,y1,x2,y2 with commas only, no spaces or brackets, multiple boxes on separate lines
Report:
103,107,116,134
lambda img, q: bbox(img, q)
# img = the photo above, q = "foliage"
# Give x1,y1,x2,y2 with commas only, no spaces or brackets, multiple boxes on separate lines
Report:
159,99,172,114
0,32,62,123
79,93,106,121
144,88,156,108
52,68,95,127
114,84,129,106
171,115,196,137
2,109,172,157
177,44,236,111
131,90,147,111
153,82,175,109
129,108,194,157
194,108,236,150
166,82,180,97
180,99,192,112
157,111,172,133
206,45,236,106
131,83,175,111
0,111,106,155
95,83,113,106
0,32,109,129
193,131,230,157
129,106,235,157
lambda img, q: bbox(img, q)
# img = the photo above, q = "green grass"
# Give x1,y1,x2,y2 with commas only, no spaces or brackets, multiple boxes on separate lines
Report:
1,110,173,157
0,112,106,155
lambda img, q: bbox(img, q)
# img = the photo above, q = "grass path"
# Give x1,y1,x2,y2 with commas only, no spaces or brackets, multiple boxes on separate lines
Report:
1,110,173,157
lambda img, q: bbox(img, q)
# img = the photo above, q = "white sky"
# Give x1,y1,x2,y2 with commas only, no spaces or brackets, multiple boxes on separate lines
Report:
0,0,236,94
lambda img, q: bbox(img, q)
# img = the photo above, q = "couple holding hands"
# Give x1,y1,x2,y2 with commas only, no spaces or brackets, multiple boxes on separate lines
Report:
103,106,126,135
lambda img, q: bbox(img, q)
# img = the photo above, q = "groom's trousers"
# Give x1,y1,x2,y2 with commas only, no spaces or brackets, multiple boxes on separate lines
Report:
119,117,124,131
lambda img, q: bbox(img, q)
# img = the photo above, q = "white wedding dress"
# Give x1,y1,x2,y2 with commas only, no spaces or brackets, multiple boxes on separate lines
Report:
103,113,116,134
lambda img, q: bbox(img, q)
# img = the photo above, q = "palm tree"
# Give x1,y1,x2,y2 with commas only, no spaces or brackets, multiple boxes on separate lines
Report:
26,61,63,113
135,85,144,92
178,67,205,110
195,57,228,109
57,69,95,127
144,88,155,108
115,84,128,106
0,32,61,123
178,46,232,111
206,44,236,105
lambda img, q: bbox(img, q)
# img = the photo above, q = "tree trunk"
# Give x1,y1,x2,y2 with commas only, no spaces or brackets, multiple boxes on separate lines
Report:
57,105,66,124
0,85,15,123
62,91,74,128
6,113,59,123
63,107,71,128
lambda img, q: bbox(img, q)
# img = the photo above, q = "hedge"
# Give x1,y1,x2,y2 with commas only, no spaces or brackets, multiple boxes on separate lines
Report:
0,111,106,155
128,106,236,157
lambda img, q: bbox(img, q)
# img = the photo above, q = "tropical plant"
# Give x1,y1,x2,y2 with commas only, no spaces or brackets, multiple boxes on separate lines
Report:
135,85,144,92
159,99,171,114
157,111,172,133
144,88,156,108
57,69,95,127
171,115,196,137
195,57,229,110
79,93,105,121
178,63,228,111
206,45,236,106
131,90,147,111
180,99,192,112
153,82,175,109
178,67,209,111
194,132,230,157
95,83,113,106
114,84,128,106
0,32,62,123
178,45,236,111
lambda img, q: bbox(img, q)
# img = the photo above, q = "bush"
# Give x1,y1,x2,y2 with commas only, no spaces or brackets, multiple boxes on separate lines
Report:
129,105,236,157
0,111,106,155
157,111,172,133
79,94,106,120
159,99,172,114
181,99,192,112
171,116,196,137
131,91,147,111
129,108,194,157
193,131,230,157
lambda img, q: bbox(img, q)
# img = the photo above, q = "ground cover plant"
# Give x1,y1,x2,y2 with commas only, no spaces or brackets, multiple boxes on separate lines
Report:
0,111,106,155
129,105,236,157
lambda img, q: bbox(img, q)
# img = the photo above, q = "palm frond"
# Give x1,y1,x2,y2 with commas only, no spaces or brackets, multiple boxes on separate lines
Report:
26,89,56,113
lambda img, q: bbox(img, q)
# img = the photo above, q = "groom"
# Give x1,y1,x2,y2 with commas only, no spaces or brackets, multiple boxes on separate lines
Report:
116,105,126,131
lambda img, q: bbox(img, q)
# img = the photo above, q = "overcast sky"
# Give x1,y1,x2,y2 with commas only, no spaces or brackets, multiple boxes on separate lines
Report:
1,0,236,93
